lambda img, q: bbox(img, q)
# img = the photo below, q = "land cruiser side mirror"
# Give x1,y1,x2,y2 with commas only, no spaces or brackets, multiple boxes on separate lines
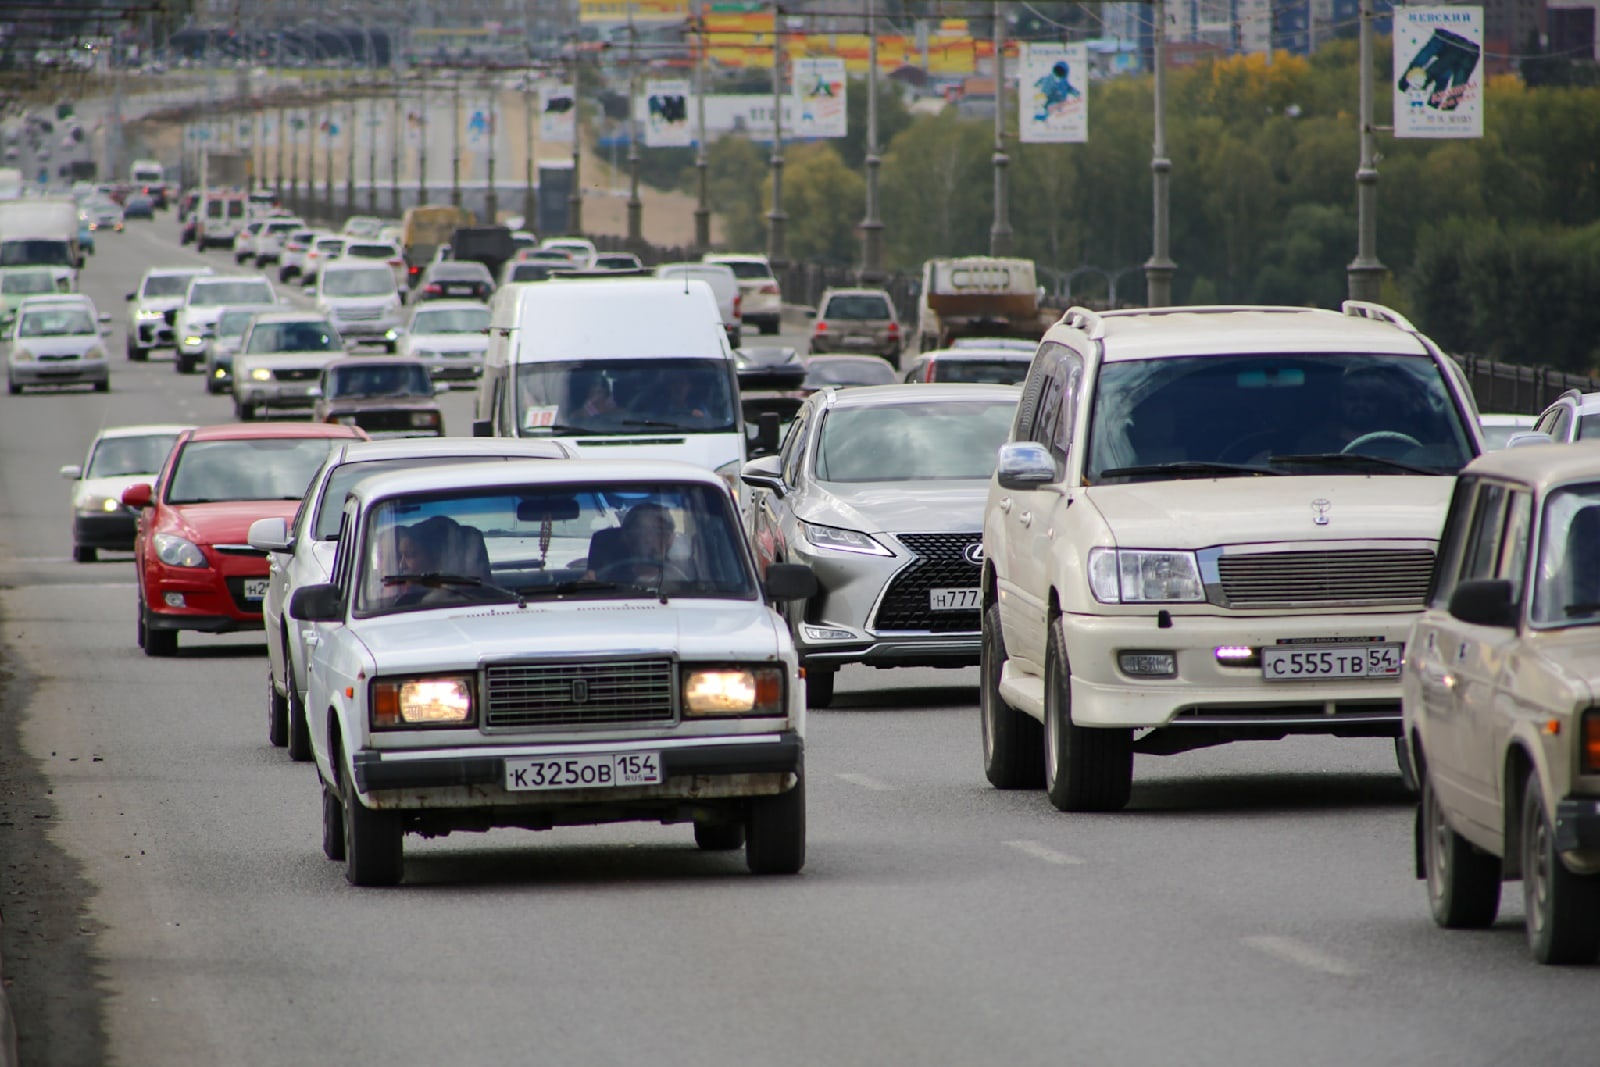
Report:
763,563,817,601
247,516,293,554
741,454,785,496
289,582,345,622
120,483,153,508
996,442,1057,490
1448,578,1516,628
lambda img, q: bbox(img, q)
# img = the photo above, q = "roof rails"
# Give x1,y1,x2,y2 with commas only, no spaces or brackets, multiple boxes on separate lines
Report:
1061,305,1106,340
1341,300,1419,334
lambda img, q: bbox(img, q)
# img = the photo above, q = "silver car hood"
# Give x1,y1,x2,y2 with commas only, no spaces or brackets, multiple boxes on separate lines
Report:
799,480,990,536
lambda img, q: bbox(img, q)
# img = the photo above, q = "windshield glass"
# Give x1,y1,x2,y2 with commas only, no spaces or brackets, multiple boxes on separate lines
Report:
245,321,340,354
323,269,393,297
721,261,772,281
345,244,396,259
355,482,756,615
87,433,180,478
217,309,262,339
816,398,1017,482
190,280,273,307
328,362,432,399
18,308,93,336
267,222,299,235
804,358,897,389
315,456,521,540
930,358,1029,385
0,240,73,268
166,438,339,504
824,295,891,320
2,271,56,294
412,307,489,334
515,358,737,436
143,274,196,298
507,264,554,282
1085,353,1475,481
1532,484,1600,628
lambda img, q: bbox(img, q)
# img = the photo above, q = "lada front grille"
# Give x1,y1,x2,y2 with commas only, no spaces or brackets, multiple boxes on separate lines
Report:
484,658,675,729
871,533,983,633
1215,548,1435,607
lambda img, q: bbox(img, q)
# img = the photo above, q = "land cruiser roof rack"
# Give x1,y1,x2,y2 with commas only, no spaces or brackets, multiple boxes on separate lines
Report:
1062,305,1106,340
1341,300,1419,334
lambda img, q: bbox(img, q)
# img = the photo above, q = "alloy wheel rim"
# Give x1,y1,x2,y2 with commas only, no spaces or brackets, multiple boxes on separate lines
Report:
1427,786,1449,900
1527,807,1550,937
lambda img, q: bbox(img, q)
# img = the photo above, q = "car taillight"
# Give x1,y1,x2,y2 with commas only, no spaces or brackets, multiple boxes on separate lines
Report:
408,264,421,277
760,282,779,295
733,294,742,316
424,283,444,296
886,321,899,335
813,321,827,334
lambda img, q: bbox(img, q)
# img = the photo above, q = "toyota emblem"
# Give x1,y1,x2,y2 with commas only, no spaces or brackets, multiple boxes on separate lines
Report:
1311,499,1331,526
963,541,985,565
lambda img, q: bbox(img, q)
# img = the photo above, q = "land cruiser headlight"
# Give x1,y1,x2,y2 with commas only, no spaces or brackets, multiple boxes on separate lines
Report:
682,667,784,716
152,532,207,568
250,367,272,381
371,676,475,728
1087,547,1204,604
801,521,891,557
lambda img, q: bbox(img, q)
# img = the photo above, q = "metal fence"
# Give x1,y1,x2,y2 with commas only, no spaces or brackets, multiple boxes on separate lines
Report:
1455,353,1599,416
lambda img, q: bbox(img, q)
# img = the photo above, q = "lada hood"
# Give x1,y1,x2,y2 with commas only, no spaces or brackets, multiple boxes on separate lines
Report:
171,500,299,545
803,480,990,536
560,433,743,472
1084,475,1454,550
353,599,785,670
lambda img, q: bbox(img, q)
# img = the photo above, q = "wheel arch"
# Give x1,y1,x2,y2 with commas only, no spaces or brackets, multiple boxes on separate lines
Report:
1501,741,1537,881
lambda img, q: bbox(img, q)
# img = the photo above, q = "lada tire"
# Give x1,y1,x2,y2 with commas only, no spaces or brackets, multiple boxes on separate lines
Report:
343,770,402,887
286,685,313,763
745,777,805,875
1043,618,1132,812
694,819,745,851
1421,773,1500,928
1521,776,1600,964
804,667,835,708
322,784,346,862
981,601,1043,789
267,669,288,748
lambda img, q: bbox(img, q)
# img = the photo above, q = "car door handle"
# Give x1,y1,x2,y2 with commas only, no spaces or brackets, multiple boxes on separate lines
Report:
1019,511,1033,528
998,497,1012,514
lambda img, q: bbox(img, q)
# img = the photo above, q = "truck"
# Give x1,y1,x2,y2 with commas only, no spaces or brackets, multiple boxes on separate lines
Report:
0,197,82,288
914,256,1052,353
200,149,251,192
401,204,474,289
448,225,516,282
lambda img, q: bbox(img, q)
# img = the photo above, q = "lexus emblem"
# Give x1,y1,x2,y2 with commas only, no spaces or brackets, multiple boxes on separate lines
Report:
963,541,985,565
1311,499,1331,526
571,679,589,704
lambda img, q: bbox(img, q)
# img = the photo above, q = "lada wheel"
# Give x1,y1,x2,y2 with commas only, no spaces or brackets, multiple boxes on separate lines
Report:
321,784,346,862
804,667,835,708
1421,773,1500,928
981,601,1043,789
267,669,288,748
694,818,745,851
343,769,402,887
1043,618,1132,812
745,777,805,875
286,685,313,763
1521,776,1600,964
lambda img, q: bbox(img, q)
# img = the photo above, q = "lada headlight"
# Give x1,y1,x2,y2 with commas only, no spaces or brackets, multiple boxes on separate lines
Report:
801,520,891,557
152,532,207,568
1087,548,1204,604
411,411,440,428
371,676,475,728
682,666,784,717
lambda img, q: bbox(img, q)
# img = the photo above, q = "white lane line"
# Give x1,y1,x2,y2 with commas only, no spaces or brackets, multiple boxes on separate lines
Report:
835,772,893,792
1005,839,1085,865
1242,935,1359,977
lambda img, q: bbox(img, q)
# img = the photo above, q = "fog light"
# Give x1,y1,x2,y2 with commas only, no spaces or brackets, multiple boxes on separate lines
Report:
163,592,186,608
802,625,854,641
1118,651,1176,678
1215,645,1257,664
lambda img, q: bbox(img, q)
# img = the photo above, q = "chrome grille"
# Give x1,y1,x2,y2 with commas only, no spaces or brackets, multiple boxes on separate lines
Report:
484,658,675,729
1217,548,1434,607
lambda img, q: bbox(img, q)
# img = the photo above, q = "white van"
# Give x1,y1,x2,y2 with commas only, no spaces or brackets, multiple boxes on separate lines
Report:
473,278,776,492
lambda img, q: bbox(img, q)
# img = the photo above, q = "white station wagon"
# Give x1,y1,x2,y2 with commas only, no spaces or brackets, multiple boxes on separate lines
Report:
290,459,817,886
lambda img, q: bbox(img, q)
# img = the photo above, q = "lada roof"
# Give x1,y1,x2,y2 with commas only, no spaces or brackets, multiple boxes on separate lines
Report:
348,458,725,506
1051,304,1435,362
820,382,1021,408
1460,439,1600,491
185,422,362,442
330,437,572,464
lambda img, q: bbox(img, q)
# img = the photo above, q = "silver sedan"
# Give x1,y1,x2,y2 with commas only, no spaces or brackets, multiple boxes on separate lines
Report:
741,382,1020,706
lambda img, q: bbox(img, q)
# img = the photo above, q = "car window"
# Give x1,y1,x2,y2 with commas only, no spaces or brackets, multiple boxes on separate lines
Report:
1549,405,1574,443
1532,483,1600,627
515,358,737,436
18,308,93,336
412,307,489,334
245,321,340,354
815,399,1018,482
804,358,897,389
1499,490,1533,602
823,295,891,320
719,260,773,281
1459,482,1508,586
315,457,519,540
1044,351,1083,467
1578,413,1600,440
165,438,341,505
780,407,810,486
3,272,56,295
86,433,180,478
142,274,195,298
328,363,431,399
1023,347,1064,446
345,243,397,258
216,309,262,339
1429,478,1478,609
932,358,1030,385
190,280,273,307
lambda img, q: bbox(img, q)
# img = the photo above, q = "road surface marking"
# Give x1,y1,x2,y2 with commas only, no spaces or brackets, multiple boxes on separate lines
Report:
1005,839,1084,865
1243,935,1359,977
835,772,893,792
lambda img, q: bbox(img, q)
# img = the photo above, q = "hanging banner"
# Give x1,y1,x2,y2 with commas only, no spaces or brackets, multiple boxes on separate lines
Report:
1393,6,1483,139
468,106,494,157
1019,41,1087,144
642,79,692,147
540,83,576,143
791,57,846,139
404,100,427,148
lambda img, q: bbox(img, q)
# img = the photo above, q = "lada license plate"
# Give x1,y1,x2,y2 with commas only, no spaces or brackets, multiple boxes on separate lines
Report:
1261,643,1401,681
243,578,269,601
929,587,980,611
505,751,662,791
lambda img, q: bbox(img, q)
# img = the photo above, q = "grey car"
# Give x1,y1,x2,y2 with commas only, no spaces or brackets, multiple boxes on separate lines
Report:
741,382,1020,706
203,303,277,395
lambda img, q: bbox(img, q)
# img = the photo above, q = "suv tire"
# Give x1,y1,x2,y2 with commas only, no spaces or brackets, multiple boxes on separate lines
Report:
981,601,1043,789
1521,776,1600,963
1043,617,1132,812
1422,773,1500,928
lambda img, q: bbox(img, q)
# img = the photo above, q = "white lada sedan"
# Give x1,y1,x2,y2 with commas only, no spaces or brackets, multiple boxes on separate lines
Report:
289,459,818,886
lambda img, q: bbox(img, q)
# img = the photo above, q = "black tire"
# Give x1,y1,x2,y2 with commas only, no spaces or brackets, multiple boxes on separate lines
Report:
322,783,346,862
135,601,146,648
73,544,96,563
175,354,194,375
206,376,225,395
93,379,109,393
981,600,1044,789
343,766,402,886
804,667,835,708
1421,773,1501,928
128,344,148,362
6,378,18,396
286,683,313,763
758,318,779,336
267,668,288,748
1395,737,1420,795
694,819,745,851
384,342,397,355
1043,617,1133,812
143,611,178,658
236,400,255,422
1521,776,1600,963
745,776,805,875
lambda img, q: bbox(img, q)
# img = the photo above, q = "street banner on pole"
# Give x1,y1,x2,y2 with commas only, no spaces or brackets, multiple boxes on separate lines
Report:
1393,6,1483,139
643,80,693,146
541,83,576,143
791,57,847,138
1019,41,1087,143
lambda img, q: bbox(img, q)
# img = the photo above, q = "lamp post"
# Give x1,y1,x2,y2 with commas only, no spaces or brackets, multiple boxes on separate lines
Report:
1346,0,1385,302
569,43,583,235
367,94,379,213
485,79,500,222
1143,0,1176,307
324,100,336,221
693,11,710,252
626,15,642,248
858,0,885,282
989,0,1012,257
289,109,301,204
451,72,463,210
345,98,358,219
417,79,429,207
766,4,787,270
524,80,537,227
275,105,286,200
390,81,401,215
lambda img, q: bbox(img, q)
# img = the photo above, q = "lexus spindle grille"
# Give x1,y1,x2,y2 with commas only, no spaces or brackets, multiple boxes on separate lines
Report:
871,533,983,633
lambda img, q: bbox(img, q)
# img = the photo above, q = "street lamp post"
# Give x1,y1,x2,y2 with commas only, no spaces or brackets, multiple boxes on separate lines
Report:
1143,0,1176,307
1347,0,1385,301
417,81,429,207
345,98,358,219
989,0,1012,257
766,5,787,270
367,94,379,213
693,14,710,252
275,105,287,199
324,101,336,221
289,109,301,203
569,45,583,235
858,0,885,282
485,80,500,222
390,83,401,215
524,81,537,227
626,16,642,248
451,73,463,210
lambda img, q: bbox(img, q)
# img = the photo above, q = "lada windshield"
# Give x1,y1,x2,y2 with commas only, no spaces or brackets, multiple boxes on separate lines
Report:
515,358,737,436
412,307,489,334
1086,352,1474,482
816,399,1018,482
355,482,758,615
327,363,431,399
166,438,340,504
87,433,180,478
1531,484,1600,628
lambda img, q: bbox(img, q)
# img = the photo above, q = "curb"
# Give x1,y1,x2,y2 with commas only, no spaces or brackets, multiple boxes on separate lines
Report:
0,912,16,1067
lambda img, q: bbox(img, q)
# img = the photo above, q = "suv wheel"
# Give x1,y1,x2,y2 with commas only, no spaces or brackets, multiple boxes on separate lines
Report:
1043,617,1132,812
981,601,1042,789
343,767,403,887
1521,776,1600,963
1421,772,1500,928
804,666,835,708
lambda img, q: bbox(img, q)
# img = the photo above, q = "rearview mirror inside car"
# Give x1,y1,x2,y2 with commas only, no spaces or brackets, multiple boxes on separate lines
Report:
516,496,581,523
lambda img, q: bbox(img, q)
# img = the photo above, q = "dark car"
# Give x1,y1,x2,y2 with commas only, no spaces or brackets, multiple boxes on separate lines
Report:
899,345,1034,385
416,260,494,303
312,357,447,438
801,354,899,393
123,194,156,220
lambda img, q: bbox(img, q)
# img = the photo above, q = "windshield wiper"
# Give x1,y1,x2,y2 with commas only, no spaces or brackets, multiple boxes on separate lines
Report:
1269,452,1438,476
382,572,526,606
525,422,596,436
620,418,686,430
1097,461,1282,480
531,578,622,596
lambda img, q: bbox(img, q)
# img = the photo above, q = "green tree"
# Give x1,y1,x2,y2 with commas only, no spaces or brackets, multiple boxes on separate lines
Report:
879,110,992,269
706,135,767,252
837,77,913,169
780,142,865,266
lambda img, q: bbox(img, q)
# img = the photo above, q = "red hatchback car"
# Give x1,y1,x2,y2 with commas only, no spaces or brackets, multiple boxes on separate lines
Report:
124,423,365,656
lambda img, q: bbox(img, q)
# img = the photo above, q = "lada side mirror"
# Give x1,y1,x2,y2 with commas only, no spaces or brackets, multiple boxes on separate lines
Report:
289,582,344,622
247,516,293,554
763,562,817,602
1448,578,1516,628
120,482,153,508
996,441,1057,490
741,454,785,496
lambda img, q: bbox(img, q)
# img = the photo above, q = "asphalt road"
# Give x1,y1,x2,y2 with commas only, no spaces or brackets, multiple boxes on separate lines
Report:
1,217,1597,1067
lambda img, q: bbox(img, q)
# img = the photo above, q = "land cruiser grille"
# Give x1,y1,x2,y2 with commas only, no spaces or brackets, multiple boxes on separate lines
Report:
1216,548,1435,607
484,658,675,729
871,533,982,633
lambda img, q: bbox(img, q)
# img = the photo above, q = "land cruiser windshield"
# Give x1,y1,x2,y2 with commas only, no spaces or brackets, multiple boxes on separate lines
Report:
514,358,738,436
1086,352,1474,483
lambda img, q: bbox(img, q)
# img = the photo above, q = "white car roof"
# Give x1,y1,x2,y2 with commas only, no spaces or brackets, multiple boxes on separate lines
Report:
348,458,722,506
145,266,213,279
93,423,194,441
409,299,488,318
1050,304,1434,362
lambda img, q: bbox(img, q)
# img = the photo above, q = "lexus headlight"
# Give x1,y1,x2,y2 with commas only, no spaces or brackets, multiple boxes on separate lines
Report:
371,676,475,728
250,367,272,381
682,667,784,717
801,520,892,557
152,532,207,568
1087,547,1204,604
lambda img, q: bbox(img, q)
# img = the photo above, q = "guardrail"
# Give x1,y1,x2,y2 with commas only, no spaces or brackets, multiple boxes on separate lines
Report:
1456,353,1599,416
